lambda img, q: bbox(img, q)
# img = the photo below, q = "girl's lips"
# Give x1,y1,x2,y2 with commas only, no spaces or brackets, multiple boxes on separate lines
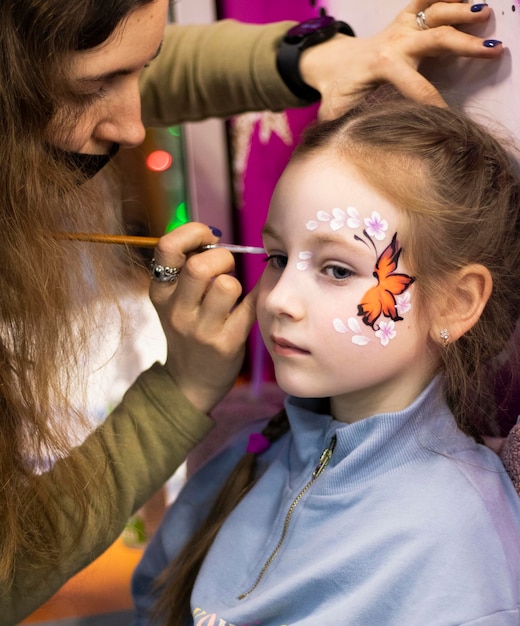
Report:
271,336,310,356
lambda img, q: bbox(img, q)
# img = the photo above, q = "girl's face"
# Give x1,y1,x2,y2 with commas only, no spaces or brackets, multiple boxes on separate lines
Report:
48,0,168,154
257,153,438,423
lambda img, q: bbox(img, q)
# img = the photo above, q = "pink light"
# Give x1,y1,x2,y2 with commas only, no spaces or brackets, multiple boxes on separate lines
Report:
146,150,173,172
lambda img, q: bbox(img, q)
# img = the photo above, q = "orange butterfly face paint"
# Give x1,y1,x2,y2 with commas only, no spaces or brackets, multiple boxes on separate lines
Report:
357,233,415,330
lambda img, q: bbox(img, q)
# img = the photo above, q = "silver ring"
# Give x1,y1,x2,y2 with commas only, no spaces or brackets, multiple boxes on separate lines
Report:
416,10,429,30
150,258,181,283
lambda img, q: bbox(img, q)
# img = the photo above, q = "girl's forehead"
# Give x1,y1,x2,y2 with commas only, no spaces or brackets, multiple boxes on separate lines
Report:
270,155,401,232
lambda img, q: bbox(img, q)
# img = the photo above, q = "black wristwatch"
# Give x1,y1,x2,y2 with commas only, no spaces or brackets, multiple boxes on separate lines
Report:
276,15,355,103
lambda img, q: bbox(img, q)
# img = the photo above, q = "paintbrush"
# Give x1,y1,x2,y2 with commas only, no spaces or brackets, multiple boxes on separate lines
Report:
54,232,266,254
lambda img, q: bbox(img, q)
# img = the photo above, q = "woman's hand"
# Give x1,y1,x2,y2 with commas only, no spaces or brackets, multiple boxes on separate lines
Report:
149,222,257,414
300,0,503,119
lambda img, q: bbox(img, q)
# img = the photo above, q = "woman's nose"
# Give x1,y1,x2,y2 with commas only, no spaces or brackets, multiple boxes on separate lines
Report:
95,81,146,149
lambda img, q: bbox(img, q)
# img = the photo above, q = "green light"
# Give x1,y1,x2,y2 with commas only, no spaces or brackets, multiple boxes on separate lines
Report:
168,126,181,137
165,201,190,232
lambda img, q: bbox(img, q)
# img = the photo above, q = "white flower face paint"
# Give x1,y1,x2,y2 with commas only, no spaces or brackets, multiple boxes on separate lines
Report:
375,320,397,347
257,154,432,420
333,317,371,346
395,291,412,316
297,251,313,271
364,211,388,241
346,206,361,229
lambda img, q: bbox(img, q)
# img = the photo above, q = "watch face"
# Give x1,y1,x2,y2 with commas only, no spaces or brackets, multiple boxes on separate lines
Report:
285,15,335,41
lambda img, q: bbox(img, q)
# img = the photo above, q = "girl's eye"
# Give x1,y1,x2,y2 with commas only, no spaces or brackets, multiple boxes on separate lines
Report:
264,254,288,271
324,264,354,281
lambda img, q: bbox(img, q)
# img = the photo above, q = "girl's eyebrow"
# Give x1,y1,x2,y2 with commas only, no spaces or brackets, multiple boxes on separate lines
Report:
262,224,372,255
311,233,367,249
78,40,163,83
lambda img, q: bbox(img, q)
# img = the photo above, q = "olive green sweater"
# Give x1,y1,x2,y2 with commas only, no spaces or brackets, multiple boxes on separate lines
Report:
5,364,212,624
140,20,303,126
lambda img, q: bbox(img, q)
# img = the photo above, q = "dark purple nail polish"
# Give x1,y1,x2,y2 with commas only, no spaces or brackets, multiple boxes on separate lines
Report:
483,39,502,48
470,3,488,13
209,226,222,237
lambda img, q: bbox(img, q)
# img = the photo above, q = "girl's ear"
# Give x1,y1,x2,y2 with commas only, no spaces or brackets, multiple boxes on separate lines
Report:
430,264,493,345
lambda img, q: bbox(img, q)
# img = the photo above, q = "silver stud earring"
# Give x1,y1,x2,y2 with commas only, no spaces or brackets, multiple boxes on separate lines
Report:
440,328,450,347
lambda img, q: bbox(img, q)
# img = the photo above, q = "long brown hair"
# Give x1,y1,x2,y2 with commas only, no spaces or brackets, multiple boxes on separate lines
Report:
0,0,153,585
154,98,520,624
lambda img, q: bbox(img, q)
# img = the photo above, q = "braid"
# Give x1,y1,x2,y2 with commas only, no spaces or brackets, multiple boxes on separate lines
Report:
152,409,290,625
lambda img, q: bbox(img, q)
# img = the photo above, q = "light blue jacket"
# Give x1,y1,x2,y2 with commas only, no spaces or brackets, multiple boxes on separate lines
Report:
132,379,520,625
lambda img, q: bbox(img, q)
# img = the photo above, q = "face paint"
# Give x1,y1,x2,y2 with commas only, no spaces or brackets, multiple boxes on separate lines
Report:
356,232,415,330
332,316,370,346
305,206,414,346
296,251,313,271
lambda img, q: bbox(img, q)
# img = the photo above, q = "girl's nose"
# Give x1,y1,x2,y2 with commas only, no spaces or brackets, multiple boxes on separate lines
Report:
263,266,306,320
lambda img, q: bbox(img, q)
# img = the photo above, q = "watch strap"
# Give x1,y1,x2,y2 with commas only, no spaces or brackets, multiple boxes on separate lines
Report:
276,20,355,103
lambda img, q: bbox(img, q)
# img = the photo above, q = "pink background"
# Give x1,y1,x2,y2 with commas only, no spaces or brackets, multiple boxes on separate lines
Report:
219,0,328,387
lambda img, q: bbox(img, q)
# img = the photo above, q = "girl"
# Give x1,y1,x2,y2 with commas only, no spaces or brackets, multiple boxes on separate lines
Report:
132,99,520,625
0,0,505,620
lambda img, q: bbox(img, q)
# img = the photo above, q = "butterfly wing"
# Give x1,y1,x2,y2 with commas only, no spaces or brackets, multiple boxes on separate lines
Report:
357,234,415,329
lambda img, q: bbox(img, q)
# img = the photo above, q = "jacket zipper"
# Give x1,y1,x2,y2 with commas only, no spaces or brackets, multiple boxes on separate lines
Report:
238,434,337,600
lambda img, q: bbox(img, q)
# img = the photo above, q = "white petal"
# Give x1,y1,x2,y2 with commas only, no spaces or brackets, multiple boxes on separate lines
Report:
347,317,362,333
306,220,318,231
331,208,346,219
352,336,370,346
333,318,348,333
317,211,331,222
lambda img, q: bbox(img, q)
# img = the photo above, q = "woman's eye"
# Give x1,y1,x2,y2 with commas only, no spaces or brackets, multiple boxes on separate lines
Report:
84,87,107,102
324,265,354,280
73,85,108,107
264,254,288,271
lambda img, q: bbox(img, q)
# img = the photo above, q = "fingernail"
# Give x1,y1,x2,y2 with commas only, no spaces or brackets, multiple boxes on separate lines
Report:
483,39,502,48
209,226,222,237
470,3,488,13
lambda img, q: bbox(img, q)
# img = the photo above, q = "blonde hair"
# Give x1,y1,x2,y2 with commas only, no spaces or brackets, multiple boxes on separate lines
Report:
154,98,520,624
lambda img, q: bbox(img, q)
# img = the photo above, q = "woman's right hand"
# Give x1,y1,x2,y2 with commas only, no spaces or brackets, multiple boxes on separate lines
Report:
149,222,257,415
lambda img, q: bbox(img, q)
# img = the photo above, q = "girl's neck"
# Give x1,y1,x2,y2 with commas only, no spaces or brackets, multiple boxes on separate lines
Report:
329,375,435,424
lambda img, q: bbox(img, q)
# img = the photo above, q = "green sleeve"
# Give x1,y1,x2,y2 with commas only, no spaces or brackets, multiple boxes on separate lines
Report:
140,20,307,126
3,363,213,625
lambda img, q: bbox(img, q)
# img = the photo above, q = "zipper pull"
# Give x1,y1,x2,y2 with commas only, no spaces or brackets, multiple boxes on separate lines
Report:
312,435,337,478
